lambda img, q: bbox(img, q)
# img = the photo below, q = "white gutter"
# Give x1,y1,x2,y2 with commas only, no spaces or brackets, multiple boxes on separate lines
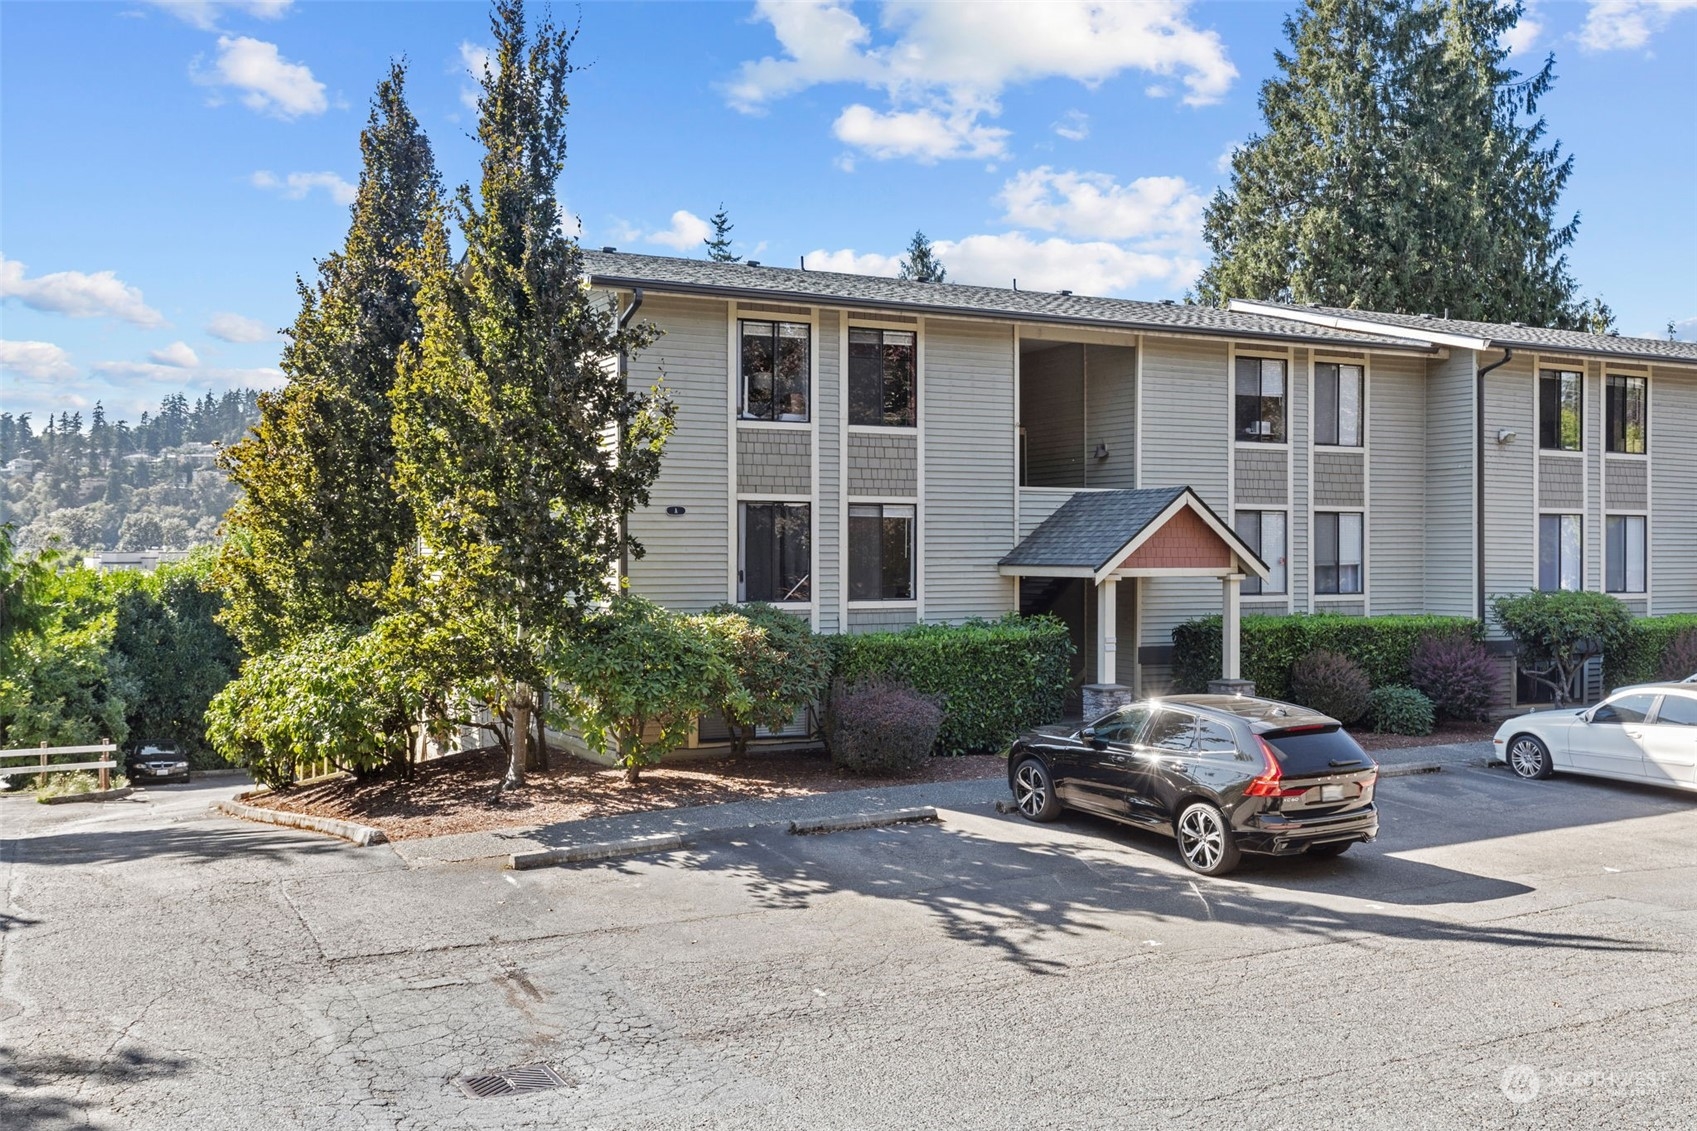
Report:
1228,299,1493,352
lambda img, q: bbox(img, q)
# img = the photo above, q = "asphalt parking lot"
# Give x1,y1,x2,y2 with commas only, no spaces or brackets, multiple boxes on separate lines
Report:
3,761,1695,1129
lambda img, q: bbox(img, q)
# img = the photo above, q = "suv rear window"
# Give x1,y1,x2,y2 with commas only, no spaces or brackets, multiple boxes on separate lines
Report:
1263,726,1371,776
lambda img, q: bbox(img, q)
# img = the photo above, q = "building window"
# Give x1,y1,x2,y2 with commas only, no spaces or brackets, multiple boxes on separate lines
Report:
1605,374,1647,454
1233,510,1286,595
1538,513,1582,591
1314,362,1364,446
1606,515,1646,594
740,320,810,422
1314,512,1363,595
848,503,914,601
849,328,916,427
740,502,810,602
1538,368,1582,451
1234,356,1287,443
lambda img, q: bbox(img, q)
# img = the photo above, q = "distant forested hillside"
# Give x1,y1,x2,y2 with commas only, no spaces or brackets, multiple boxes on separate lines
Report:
1,390,264,552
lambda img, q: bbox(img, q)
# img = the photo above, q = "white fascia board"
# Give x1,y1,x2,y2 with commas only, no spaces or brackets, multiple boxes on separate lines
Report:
1227,300,1493,352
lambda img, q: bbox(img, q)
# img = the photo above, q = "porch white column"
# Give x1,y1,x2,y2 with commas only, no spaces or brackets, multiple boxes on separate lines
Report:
1221,574,1243,680
1096,577,1119,686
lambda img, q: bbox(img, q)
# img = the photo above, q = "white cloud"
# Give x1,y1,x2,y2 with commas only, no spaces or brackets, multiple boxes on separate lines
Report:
0,340,76,382
457,41,493,111
1214,141,1242,175
195,35,326,118
1052,109,1090,141
1579,0,1697,50
148,1,293,31
0,255,165,327
800,248,904,276
91,359,285,389
999,167,1206,245
641,210,713,251
207,312,269,343
1502,5,1543,55
1669,316,1697,342
727,0,1236,161
251,169,357,205
935,231,1201,295
833,104,1009,161
149,341,202,368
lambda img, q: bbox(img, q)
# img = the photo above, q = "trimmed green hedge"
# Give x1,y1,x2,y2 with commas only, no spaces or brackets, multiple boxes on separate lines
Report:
1171,614,1483,700
1604,614,1697,691
829,615,1074,756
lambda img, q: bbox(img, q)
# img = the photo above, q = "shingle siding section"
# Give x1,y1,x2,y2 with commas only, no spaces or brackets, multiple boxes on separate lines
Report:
923,318,1016,623
1538,454,1583,510
1234,449,1287,505
847,432,918,496
847,606,919,633
1313,450,1364,508
623,294,730,611
1605,458,1647,510
736,429,811,495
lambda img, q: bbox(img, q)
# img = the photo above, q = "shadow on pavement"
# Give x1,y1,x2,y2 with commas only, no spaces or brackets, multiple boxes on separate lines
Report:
0,1045,190,1131
3,822,349,869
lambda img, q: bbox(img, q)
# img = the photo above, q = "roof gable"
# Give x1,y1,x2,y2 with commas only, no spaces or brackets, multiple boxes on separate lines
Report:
998,486,1267,583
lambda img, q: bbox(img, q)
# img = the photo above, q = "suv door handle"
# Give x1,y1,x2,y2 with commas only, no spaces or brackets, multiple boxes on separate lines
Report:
1109,753,1130,764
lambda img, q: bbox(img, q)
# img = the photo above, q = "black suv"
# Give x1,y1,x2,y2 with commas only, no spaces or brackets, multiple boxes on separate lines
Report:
1007,695,1379,876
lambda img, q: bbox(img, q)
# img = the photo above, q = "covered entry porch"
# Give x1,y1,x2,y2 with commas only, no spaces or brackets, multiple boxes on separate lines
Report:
999,486,1269,718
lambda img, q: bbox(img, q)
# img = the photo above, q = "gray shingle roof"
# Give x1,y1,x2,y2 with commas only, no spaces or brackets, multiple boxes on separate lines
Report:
581,251,1434,352
999,486,1262,576
1231,301,1697,366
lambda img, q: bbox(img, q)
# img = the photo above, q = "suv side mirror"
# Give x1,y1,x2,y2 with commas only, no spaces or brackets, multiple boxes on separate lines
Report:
1081,726,1104,748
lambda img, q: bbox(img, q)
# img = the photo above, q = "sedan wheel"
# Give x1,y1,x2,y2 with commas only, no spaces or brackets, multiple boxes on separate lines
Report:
1012,758,1061,822
1507,734,1554,780
1176,801,1241,876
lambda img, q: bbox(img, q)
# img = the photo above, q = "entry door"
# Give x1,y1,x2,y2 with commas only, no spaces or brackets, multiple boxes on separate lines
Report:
1571,693,1658,779
1070,705,1151,814
1643,693,1697,787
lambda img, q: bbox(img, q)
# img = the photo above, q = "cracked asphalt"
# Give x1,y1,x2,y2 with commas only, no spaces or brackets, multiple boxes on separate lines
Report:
2,758,1695,1129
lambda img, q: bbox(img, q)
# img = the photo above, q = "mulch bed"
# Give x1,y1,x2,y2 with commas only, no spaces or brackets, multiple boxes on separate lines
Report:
241,745,1005,842
1351,720,1498,752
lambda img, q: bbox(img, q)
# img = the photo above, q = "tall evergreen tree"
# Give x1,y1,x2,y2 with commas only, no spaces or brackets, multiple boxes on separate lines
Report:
392,0,673,787
216,63,440,654
898,230,947,282
703,204,740,262
1195,0,1588,328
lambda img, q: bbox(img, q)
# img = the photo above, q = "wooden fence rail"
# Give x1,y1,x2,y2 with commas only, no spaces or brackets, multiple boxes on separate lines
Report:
0,741,117,790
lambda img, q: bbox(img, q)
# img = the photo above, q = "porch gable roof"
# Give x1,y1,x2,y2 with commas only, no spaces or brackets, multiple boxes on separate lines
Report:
998,486,1268,584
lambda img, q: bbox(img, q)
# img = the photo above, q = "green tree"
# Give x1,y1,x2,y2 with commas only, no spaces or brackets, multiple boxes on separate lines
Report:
217,63,440,655
1491,590,1632,706
1,524,57,664
554,596,730,783
1196,0,1591,328
898,230,947,282
703,602,831,755
392,0,674,789
703,203,740,262
0,560,135,750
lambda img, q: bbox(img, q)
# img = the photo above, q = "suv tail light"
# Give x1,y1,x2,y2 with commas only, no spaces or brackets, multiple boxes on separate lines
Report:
1245,737,1308,798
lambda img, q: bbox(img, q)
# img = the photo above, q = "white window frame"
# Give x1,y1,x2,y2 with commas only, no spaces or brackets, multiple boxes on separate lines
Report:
1537,511,1583,592
1313,360,1365,448
1232,352,1290,446
1313,510,1364,596
846,325,919,430
1605,513,1647,595
737,498,813,606
1233,508,1288,596
737,318,814,424
846,500,918,606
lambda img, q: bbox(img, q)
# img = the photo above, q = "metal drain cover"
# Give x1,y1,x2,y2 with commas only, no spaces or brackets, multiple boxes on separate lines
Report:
456,1063,572,1100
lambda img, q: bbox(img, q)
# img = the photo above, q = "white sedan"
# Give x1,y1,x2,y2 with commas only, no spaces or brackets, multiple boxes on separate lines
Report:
1493,683,1697,791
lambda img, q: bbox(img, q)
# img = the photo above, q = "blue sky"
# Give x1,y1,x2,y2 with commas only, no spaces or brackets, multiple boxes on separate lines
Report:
2,0,1694,425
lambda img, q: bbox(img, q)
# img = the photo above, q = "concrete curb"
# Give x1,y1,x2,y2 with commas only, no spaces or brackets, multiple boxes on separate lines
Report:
1379,762,1444,778
39,786,134,805
788,806,939,836
509,833,685,870
213,798,388,846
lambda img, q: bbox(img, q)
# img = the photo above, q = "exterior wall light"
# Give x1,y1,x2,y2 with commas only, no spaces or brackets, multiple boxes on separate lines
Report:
1496,429,1517,445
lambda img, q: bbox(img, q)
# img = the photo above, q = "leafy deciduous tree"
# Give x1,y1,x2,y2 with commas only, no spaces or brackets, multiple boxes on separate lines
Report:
1491,589,1632,706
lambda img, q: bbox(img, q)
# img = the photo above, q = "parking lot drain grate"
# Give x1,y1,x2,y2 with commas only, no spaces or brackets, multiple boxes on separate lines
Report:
456,1064,572,1100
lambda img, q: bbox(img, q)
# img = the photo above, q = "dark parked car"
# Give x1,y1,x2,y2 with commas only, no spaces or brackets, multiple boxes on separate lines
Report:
127,743,191,785
1006,695,1379,876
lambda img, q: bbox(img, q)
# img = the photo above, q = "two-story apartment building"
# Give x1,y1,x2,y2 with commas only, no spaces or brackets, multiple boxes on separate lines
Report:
586,250,1697,711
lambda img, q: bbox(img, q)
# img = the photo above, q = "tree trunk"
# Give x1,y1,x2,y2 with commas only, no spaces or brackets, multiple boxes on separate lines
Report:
504,683,533,790
527,686,548,772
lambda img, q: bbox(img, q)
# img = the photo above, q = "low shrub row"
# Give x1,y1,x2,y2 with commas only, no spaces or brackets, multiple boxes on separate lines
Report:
1603,614,1697,691
829,615,1074,757
1171,614,1483,701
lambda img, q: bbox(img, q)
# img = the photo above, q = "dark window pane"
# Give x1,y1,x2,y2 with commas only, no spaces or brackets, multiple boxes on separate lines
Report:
1607,375,1647,454
1607,516,1626,593
1091,705,1150,745
1315,362,1339,445
1656,695,1697,727
1144,710,1197,751
1538,514,1560,592
882,336,915,426
1338,365,1363,446
1264,726,1370,775
881,513,913,598
1195,718,1241,756
1594,694,1655,725
775,323,810,420
741,323,775,420
848,330,883,426
848,507,880,601
774,503,810,600
1235,511,1262,596
1315,512,1338,594
1538,372,1559,448
745,502,810,602
743,504,776,599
